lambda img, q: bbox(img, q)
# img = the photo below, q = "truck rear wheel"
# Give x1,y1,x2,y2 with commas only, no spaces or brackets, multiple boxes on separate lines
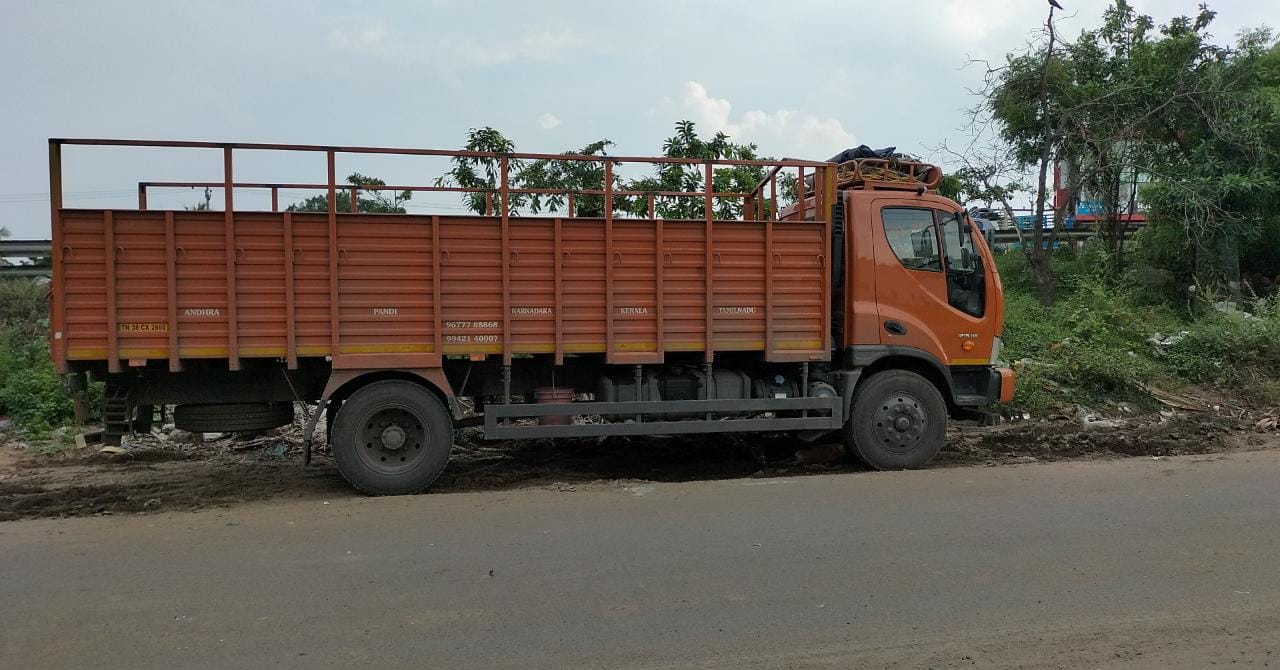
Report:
331,380,453,496
846,370,945,470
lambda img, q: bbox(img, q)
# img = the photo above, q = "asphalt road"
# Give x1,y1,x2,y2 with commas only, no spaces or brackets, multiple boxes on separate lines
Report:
3,451,1279,669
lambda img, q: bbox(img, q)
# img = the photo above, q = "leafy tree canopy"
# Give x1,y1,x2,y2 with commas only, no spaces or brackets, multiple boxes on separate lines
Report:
287,173,412,213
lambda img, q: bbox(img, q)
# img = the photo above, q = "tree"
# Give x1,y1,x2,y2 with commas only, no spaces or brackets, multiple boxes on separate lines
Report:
1136,22,1280,301
185,187,213,211
517,140,622,217
952,1,1074,305
287,174,412,213
956,1,1278,305
434,127,523,215
436,121,787,220
620,121,768,220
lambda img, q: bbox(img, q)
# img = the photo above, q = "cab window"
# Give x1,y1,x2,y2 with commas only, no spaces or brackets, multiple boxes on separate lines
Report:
882,208,941,272
937,210,985,317
941,210,979,274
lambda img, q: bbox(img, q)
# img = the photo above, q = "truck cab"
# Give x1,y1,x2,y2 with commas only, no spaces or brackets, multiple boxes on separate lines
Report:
784,160,1014,470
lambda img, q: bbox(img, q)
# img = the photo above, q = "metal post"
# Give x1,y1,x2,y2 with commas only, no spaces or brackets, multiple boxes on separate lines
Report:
800,362,810,418
48,140,66,371
138,183,148,210
500,157,512,366
223,147,240,371
326,150,339,361
796,167,805,218
633,364,643,422
704,162,715,364
502,364,512,405
704,361,714,421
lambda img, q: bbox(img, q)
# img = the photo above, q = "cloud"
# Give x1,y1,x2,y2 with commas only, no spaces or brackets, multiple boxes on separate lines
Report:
678,81,855,159
326,24,599,68
327,24,394,57
537,112,561,129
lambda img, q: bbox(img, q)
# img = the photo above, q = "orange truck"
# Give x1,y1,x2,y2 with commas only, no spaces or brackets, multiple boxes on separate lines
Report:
48,138,1013,494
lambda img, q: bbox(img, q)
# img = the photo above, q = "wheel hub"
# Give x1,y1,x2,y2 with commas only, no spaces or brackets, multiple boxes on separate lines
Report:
873,393,926,454
356,407,427,471
380,425,406,450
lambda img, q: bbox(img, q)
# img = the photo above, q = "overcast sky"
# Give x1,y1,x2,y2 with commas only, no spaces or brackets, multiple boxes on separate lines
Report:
2,0,1274,238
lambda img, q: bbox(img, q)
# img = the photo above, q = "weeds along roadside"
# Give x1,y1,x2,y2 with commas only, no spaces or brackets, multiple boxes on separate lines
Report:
997,241,1280,415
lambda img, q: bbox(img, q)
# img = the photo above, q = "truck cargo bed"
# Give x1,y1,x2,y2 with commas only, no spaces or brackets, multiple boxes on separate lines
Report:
55,209,831,371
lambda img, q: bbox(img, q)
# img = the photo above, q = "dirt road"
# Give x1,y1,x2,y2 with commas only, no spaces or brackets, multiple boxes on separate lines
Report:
3,449,1279,668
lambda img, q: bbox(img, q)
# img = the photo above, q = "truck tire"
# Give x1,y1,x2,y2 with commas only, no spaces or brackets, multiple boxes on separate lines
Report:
174,402,294,433
846,370,946,470
331,380,453,496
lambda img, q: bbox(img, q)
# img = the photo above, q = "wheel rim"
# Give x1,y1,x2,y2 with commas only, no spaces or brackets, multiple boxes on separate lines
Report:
353,404,429,474
872,392,928,454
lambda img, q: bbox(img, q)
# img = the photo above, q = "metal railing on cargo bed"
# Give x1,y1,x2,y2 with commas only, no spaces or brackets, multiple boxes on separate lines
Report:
48,138,838,374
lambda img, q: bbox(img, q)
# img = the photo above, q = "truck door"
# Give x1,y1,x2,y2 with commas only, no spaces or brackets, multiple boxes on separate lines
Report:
872,200,990,366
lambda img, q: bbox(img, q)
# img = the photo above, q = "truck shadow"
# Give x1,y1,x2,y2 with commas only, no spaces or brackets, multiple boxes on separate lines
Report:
0,432,860,521
433,432,862,493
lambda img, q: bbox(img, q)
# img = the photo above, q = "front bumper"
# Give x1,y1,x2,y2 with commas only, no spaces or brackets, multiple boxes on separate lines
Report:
950,366,1016,405
996,367,1016,403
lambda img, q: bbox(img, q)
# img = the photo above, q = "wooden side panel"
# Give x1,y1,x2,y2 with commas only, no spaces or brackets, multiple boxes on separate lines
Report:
560,219,606,354
508,219,555,353
112,212,168,359
661,221,707,352
770,222,828,359
173,212,231,358
234,213,286,357
61,211,108,360
291,214,334,356
610,220,660,360
439,217,503,354
711,221,766,351
336,215,434,354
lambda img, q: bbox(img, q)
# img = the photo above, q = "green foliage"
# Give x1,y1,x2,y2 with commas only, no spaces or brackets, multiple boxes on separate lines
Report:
435,121,793,220
0,349,73,434
975,1,1280,302
0,279,48,342
434,127,523,215
997,246,1280,412
1001,265,1172,412
287,173,412,214
1159,296,1280,400
518,140,621,217
0,280,78,433
620,120,768,220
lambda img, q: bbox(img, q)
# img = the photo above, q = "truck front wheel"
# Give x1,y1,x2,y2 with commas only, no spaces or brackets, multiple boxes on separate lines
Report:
331,380,453,495
846,370,946,470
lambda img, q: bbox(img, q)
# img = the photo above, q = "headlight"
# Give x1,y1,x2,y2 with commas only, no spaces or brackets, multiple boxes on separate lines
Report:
990,336,1004,365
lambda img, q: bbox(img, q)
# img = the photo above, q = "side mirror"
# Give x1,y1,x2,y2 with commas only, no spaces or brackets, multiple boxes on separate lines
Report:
961,246,972,269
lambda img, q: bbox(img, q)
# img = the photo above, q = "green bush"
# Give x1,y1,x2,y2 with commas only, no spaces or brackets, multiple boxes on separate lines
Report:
997,245,1280,413
0,352,73,434
1159,296,1280,402
1001,273,1174,412
0,279,80,434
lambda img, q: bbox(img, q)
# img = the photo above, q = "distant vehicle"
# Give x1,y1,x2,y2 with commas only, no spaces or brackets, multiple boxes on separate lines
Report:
967,207,1013,231
47,138,1015,495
